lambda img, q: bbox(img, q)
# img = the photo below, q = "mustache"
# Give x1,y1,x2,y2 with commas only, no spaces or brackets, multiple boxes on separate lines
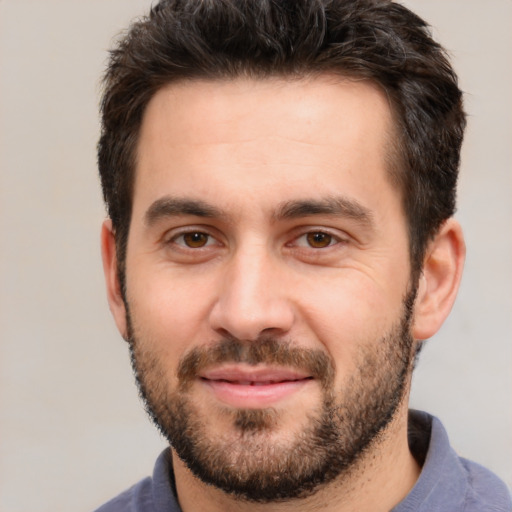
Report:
176,337,335,391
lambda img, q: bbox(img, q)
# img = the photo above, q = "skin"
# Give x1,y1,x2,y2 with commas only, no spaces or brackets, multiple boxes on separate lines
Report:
102,75,465,512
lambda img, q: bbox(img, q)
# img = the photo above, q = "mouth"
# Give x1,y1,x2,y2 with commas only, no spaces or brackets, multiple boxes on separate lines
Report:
198,366,314,408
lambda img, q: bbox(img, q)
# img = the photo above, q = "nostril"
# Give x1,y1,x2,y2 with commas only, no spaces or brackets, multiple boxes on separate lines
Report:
215,327,232,339
261,326,285,336
208,287,295,342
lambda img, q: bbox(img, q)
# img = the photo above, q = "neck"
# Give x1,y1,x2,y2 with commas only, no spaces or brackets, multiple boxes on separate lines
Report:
172,405,420,512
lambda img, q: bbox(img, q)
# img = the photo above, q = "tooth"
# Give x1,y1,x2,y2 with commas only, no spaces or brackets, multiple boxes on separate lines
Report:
228,379,287,386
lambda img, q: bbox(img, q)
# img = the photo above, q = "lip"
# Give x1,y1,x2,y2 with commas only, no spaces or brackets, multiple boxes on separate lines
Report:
198,365,313,408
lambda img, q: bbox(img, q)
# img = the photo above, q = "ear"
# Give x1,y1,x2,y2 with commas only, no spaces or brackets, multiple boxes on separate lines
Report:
412,218,466,340
101,219,129,340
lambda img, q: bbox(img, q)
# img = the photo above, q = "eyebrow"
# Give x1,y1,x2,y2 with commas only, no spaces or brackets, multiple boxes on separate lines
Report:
144,197,224,226
144,195,374,229
274,197,374,228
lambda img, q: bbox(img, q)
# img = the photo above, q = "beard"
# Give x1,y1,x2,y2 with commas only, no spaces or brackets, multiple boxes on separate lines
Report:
126,287,417,503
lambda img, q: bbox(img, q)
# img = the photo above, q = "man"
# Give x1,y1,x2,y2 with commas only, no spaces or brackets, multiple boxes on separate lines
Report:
95,0,511,510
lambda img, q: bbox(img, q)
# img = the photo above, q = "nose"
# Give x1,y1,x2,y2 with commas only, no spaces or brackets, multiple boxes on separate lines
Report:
208,245,295,341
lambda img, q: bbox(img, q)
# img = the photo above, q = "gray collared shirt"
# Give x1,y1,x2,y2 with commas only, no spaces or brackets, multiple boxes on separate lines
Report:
94,410,511,511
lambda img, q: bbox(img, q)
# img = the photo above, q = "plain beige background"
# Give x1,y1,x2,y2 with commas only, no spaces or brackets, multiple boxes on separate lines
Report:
0,1,510,510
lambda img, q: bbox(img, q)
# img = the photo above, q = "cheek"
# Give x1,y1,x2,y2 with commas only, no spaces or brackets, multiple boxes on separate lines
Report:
295,273,406,367
126,269,217,359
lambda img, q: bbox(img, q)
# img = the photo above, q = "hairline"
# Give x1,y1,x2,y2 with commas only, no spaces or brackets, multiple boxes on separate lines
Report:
114,72,418,294
130,71,409,225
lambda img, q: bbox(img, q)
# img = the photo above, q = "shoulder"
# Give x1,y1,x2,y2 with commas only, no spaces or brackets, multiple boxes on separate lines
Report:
394,411,511,512
93,449,180,512
460,457,512,512
94,477,153,512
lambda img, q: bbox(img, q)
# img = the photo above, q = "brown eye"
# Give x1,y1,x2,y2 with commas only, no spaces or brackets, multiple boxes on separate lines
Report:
306,232,333,248
182,232,209,248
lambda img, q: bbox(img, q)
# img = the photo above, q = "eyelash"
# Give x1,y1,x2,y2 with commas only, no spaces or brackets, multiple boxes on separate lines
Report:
290,231,343,249
166,228,346,251
168,230,220,249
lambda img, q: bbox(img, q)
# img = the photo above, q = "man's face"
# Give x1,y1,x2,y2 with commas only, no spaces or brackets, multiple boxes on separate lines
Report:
120,76,417,500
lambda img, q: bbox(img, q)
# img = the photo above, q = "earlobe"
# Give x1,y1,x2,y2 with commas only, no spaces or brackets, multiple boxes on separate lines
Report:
101,219,129,340
412,218,466,340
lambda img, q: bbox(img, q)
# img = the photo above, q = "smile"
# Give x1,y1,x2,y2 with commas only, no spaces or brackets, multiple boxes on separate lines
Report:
210,379,305,386
198,366,314,408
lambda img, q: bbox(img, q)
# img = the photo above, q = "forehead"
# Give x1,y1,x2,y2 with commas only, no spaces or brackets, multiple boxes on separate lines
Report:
134,75,399,218
140,74,393,148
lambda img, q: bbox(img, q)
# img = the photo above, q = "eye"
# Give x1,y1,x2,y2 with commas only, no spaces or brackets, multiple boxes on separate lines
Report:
306,232,334,248
292,231,339,249
173,231,215,248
